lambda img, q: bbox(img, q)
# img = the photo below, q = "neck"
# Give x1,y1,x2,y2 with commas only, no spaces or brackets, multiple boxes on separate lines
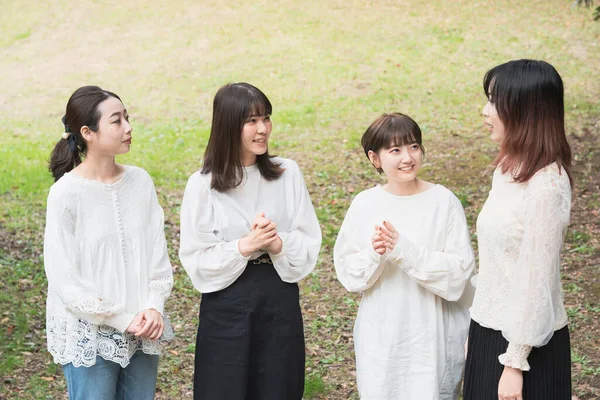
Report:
384,178,421,196
241,153,257,167
76,151,121,182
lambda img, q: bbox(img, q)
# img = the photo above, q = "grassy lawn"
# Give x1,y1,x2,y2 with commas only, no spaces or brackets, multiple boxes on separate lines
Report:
1,0,599,398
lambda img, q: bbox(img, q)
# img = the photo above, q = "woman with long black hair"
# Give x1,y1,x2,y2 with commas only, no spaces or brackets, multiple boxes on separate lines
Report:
179,82,322,400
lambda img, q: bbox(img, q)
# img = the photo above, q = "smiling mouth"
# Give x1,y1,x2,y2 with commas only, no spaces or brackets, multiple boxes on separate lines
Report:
398,165,414,171
253,139,266,144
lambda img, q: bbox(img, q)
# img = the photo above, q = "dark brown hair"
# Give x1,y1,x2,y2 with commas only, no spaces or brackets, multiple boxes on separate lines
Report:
49,86,122,182
484,59,573,184
201,82,283,192
360,113,424,173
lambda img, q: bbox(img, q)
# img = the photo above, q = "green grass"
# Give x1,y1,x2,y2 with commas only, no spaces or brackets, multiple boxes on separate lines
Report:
1,0,600,398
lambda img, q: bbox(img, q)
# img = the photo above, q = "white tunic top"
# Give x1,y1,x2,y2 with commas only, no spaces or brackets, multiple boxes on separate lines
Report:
334,184,475,400
44,166,174,368
470,163,571,371
179,158,322,293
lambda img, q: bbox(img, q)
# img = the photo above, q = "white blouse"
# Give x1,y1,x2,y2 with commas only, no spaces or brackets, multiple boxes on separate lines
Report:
44,166,174,368
471,163,571,371
334,184,475,400
179,158,322,293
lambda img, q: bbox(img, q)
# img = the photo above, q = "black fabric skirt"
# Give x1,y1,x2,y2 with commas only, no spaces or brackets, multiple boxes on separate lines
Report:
463,319,571,399
193,255,305,400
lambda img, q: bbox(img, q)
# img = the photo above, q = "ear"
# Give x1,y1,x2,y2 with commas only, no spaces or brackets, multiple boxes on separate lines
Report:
80,126,95,142
367,150,380,169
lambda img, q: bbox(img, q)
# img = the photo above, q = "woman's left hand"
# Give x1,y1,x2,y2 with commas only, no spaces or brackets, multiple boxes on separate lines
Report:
134,309,164,340
498,366,523,400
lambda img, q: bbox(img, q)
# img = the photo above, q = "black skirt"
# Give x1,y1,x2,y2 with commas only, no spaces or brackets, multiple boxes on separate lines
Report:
193,255,305,400
463,319,571,399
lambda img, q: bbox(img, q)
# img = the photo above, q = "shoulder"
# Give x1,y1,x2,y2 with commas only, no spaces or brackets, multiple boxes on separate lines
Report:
48,173,82,202
274,157,301,175
124,165,154,186
184,170,212,194
432,184,464,208
349,186,381,208
526,163,571,196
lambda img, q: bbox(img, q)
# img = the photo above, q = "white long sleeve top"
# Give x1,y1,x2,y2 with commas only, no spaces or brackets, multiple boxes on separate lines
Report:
470,163,571,371
179,158,322,293
44,166,174,368
334,184,475,400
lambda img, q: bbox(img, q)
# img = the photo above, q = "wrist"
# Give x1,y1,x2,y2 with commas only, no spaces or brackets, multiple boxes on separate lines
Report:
238,237,254,257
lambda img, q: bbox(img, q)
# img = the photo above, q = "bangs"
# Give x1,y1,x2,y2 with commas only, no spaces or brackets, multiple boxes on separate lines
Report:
385,130,419,149
377,115,421,150
483,66,498,100
247,95,272,118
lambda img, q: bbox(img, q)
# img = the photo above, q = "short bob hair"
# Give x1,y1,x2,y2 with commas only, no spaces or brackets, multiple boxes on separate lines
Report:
202,82,283,192
361,113,424,173
484,59,572,184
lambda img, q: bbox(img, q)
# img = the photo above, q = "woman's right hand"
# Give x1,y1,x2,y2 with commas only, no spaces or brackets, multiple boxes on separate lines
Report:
126,313,144,334
239,213,278,256
372,225,387,255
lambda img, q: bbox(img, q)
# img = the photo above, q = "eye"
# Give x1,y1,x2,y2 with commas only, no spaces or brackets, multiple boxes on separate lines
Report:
124,114,130,122
389,148,399,153
410,144,420,150
264,115,271,121
112,119,121,124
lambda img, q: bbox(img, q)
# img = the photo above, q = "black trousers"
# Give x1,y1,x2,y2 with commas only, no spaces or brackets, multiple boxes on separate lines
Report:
463,319,571,400
193,256,305,400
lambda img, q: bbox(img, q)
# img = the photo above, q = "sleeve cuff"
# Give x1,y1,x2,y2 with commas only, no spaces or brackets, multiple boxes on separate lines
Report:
146,294,166,316
235,239,252,261
498,342,532,371
106,312,137,333
269,234,286,260
387,234,411,270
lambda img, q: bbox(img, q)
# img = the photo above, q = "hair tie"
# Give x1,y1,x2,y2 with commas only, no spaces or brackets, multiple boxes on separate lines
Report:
67,134,77,152
61,115,71,139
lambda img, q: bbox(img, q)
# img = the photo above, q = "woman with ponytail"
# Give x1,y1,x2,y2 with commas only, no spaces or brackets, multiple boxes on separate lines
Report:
44,86,174,400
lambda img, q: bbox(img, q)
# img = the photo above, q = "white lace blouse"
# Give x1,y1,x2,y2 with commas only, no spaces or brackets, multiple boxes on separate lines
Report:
470,163,571,371
179,158,322,293
44,166,174,368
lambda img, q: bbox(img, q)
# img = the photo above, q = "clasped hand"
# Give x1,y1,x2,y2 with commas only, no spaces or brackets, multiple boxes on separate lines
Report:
125,309,164,340
239,212,282,256
372,220,399,255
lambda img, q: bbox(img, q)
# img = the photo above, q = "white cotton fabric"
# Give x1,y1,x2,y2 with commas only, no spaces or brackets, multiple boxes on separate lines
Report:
334,184,475,400
44,166,174,368
471,163,571,371
179,158,322,293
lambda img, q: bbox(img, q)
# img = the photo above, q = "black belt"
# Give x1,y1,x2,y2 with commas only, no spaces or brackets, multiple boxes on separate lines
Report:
251,254,273,265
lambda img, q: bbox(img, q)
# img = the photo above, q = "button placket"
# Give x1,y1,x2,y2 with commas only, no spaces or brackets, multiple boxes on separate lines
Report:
112,190,128,269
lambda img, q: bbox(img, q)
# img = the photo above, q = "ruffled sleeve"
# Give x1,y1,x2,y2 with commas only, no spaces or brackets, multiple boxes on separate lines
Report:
498,171,571,371
43,186,135,332
333,194,386,292
385,193,475,301
144,180,173,315
269,161,322,282
179,173,251,293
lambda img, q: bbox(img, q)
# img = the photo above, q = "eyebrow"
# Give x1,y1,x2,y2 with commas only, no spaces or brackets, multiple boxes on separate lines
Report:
110,109,128,118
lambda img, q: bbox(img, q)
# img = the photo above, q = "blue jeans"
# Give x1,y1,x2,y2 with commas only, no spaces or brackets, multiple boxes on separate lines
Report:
62,352,159,400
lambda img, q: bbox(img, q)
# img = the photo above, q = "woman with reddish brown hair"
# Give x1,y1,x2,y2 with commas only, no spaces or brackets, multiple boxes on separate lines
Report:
463,60,573,400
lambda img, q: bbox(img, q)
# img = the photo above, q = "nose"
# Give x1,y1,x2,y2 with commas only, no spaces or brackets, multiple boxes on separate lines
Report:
399,147,411,161
482,102,490,118
124,119,133,134
257,119,267,134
